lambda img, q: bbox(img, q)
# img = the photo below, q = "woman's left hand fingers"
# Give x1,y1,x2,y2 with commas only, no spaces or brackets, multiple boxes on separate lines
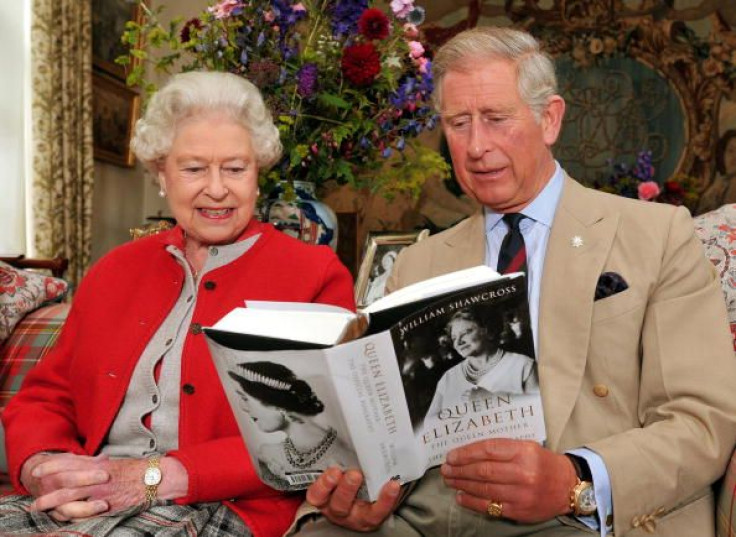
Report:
47,500,108,522
29,487,91,512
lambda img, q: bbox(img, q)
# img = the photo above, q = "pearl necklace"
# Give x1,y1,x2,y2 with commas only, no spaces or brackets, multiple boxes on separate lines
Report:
462,350,504,383
283,427,337,469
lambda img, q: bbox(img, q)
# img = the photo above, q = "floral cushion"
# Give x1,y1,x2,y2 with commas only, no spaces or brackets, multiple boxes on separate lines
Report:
0,261,68,342
693,205,736,537
693,204,736,350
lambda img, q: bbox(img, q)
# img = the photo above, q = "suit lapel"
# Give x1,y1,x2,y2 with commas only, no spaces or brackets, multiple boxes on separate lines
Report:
434,212,486,274
539,177,620,450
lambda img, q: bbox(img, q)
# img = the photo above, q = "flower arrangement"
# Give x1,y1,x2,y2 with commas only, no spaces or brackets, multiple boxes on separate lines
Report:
592,150,699,209
121,0,445,198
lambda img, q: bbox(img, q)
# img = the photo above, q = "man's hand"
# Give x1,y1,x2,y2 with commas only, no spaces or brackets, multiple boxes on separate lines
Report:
440,438,577,523
306,467,401,532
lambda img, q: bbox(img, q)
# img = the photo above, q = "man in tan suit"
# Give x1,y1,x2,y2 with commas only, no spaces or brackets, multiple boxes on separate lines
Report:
298,27,736,536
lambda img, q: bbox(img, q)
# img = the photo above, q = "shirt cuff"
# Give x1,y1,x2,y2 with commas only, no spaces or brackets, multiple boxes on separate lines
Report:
567,447,613,537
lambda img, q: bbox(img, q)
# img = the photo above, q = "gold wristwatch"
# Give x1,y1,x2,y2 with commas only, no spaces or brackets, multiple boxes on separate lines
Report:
566,454,596,517
570,478,597,516
143,456,162,503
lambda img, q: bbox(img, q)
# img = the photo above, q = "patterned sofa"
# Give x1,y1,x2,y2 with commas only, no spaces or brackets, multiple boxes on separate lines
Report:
0,257,70,483
1,207,736,533
693,204,736,537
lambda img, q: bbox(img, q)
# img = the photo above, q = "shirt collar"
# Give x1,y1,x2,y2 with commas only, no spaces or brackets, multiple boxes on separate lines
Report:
484,161,564,232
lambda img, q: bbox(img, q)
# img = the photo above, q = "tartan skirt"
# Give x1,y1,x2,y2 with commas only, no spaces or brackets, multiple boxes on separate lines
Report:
0,495,252,537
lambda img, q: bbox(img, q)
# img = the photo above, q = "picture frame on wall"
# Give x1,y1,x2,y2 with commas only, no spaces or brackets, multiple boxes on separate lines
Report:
92,72,140,167
355,230,430,308
91,0,143,80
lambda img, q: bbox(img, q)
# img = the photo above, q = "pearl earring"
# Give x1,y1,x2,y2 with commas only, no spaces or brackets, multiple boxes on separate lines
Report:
158,189,166,198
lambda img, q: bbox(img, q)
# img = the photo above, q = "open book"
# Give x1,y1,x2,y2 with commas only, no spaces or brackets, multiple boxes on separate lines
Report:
205,266,545,500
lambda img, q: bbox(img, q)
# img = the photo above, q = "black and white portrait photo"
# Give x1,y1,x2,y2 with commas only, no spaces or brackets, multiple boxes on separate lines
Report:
227,360,360,490
392,284,537,431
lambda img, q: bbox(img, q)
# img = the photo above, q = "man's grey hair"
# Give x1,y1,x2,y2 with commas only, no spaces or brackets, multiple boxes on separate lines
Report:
432,27,558,121
131,71,282,173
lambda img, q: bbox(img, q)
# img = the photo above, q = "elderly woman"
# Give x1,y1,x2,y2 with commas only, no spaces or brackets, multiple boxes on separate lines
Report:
0,71,354,537
424,307,538,423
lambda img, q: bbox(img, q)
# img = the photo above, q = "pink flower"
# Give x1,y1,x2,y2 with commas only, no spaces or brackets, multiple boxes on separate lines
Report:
208,0,242,19
416,56,429,74
408,40,424,59
403,23,419,38
293,3,306,12
263,10,275,22
391,0,414,19
637,181,660,201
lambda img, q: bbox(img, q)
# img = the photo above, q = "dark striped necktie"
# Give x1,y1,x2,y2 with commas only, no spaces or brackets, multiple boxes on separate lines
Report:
497,213,527,274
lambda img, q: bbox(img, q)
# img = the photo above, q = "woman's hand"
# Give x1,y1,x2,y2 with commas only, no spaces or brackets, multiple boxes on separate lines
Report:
21,452,112,521
306,467,401,532
21,453,110,500
27,455,189,521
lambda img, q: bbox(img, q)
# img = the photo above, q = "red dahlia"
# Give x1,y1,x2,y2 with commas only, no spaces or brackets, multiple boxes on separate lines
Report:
341,43,381,86
358,8,390,40
180,17,203,43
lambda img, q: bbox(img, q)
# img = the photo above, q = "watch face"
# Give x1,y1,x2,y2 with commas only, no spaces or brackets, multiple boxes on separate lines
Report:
579,485,597,514
144,467,162,486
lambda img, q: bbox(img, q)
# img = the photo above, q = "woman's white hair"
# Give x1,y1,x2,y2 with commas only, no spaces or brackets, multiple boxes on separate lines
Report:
131,71,282,172
432,27,558,122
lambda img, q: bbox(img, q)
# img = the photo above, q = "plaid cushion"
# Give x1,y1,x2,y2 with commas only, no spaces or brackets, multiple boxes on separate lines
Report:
0,302,69,408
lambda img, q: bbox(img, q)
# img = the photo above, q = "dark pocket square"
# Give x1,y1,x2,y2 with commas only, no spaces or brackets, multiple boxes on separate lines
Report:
595,272,629,301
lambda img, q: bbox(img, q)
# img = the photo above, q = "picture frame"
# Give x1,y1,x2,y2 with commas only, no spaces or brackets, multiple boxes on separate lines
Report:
355,229,430,308
92,71,140,167
92,0,143,80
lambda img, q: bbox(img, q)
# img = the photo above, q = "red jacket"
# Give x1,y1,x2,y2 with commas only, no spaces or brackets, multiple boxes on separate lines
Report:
3,222,355,537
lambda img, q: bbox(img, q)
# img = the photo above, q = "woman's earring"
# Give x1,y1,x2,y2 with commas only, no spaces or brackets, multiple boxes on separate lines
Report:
158,189,166,198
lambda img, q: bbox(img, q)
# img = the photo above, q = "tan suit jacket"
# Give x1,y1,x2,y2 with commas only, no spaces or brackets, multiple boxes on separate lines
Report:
386,176,736,536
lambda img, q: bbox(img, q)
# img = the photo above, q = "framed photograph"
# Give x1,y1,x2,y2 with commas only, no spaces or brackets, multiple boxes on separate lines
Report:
92,0,143,80
355,230,430,308
93,71,140,167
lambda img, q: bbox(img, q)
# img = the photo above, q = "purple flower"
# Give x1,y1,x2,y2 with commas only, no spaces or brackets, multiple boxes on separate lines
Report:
297,63,319,98
332,0,369,37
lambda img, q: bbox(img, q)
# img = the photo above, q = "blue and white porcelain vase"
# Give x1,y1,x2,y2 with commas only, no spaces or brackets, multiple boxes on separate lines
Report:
260,181,338,251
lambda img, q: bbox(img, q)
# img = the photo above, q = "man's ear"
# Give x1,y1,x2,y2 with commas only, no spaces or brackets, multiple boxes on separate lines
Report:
541,95,566,147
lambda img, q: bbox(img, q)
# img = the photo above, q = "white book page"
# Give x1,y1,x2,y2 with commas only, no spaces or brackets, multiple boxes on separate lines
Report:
363,266,515,314
213,307,355,346
326,332,425,499
245,301,353,314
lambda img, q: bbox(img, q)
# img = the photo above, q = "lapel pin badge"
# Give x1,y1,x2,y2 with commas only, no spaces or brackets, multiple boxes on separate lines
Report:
571,235,584,248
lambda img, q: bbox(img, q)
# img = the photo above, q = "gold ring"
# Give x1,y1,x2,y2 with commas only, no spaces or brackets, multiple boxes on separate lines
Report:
487,500,503,518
